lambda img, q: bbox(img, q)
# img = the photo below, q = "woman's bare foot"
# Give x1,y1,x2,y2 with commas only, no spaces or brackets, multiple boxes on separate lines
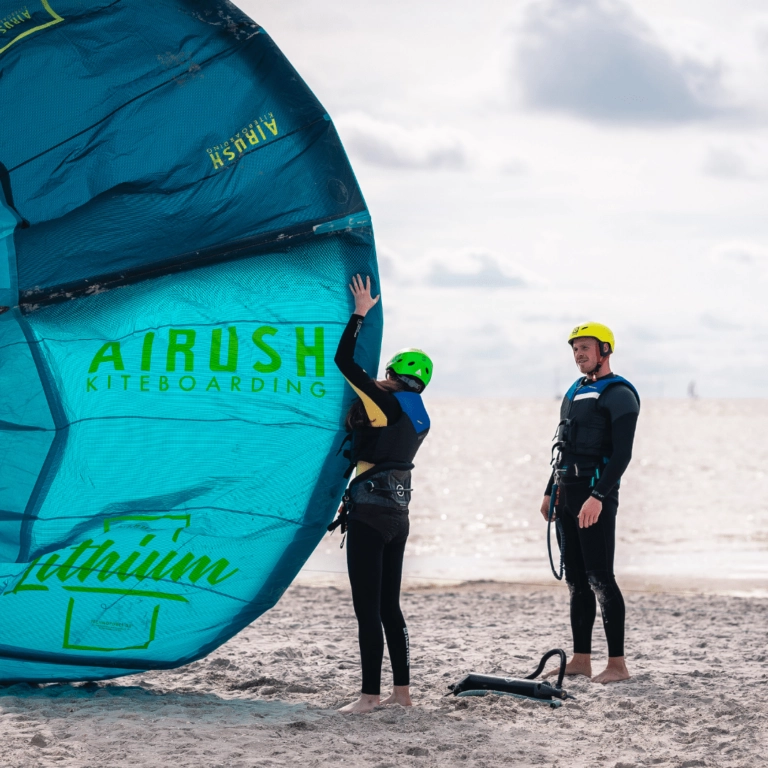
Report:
338,693,380,714
381,685,412,707
544,652,592,679
592,657,630,684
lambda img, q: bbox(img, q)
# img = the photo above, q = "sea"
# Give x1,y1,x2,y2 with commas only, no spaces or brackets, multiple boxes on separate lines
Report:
300,399,768,595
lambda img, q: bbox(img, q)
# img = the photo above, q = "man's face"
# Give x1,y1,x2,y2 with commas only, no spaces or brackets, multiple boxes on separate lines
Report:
571,337,602,373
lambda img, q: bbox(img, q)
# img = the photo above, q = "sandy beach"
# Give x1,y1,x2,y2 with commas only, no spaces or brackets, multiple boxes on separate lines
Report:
1,581,765,768
1,400,766,767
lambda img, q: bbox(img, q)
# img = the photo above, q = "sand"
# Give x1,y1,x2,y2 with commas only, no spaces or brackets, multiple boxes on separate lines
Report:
1,581,765,768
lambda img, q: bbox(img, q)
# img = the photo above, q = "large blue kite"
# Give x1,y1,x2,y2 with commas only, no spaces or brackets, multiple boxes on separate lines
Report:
0,0,381,682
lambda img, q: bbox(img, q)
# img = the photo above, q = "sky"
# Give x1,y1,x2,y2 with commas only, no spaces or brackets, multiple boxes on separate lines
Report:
239,0,768,397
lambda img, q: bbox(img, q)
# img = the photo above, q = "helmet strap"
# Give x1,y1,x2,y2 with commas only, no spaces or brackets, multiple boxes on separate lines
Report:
586,343,611,380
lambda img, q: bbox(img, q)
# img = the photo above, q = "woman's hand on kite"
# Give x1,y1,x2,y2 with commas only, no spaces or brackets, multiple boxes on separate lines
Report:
349,274,380,316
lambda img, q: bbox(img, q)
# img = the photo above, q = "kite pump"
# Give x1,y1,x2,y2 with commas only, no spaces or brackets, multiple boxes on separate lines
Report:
447,649,571,709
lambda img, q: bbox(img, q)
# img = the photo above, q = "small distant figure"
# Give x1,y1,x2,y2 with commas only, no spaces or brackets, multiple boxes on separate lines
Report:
687,380,698,399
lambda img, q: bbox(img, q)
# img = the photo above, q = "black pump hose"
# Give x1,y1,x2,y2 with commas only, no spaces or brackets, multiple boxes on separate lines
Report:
525,648,567,690
547,485,564,581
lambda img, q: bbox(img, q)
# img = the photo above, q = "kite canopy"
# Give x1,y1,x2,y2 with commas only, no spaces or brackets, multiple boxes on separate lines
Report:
0,0,381,682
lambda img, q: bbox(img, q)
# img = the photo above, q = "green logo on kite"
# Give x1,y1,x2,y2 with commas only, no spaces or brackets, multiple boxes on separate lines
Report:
5,513,239,653
85,323,327,398
206,113,280,170
0,2,64,57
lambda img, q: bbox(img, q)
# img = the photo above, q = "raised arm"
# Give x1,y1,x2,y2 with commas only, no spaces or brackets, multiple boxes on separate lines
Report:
334,275,400,426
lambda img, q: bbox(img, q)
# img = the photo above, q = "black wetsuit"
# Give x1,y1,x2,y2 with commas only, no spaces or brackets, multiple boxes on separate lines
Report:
545,376,640,658
334,314,429,696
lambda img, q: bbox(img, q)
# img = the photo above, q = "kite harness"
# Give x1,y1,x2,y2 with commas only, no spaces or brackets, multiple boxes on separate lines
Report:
328,383,429,547
327,461,414,547
447,649,571,708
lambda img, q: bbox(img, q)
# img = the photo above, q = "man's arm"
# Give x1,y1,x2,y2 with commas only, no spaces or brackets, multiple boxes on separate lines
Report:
590,386,640,500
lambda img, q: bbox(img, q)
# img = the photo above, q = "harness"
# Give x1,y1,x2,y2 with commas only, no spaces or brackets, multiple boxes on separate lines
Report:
328,392,430,547
553,375,640,468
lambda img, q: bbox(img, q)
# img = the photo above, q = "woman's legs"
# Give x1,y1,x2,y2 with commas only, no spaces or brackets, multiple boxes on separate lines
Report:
341,514,412,713
346,519,386,697
379,527,411,705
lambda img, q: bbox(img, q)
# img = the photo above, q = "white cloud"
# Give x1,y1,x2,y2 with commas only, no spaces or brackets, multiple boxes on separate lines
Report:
710,242,768,268
700,313,744,332
514,0,730,123
334,112,470,170
703,148,754,180
425,250,537,289
702,145,768,180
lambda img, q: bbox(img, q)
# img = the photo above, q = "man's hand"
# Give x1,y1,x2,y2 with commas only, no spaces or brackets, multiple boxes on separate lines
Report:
578,496,602,528
540,495,552,521
349,274,380,316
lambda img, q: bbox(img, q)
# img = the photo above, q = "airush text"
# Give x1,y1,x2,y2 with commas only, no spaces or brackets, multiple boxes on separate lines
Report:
86,324,327,398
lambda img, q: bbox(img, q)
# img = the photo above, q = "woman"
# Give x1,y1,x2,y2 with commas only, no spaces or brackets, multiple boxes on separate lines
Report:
333,274,432,715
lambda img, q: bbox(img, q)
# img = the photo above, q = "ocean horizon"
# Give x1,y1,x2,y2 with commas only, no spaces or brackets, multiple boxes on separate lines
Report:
301,397,768,595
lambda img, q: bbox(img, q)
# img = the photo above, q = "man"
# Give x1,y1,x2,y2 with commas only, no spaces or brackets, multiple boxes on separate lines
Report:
540,322,640,684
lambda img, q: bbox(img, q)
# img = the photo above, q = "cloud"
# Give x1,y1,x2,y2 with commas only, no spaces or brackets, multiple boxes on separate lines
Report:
703,148,753,180
710,242,768,268
425,250,538,289
334,112,469,170
703,147,766,180
499,158,529,176
514,0,728,123
699,313,743,332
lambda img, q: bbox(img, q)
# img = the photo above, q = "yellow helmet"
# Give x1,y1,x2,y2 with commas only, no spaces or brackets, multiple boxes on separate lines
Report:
567,322,615,354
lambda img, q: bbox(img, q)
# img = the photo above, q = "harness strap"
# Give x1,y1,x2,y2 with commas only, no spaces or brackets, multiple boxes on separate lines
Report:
327,493,351,548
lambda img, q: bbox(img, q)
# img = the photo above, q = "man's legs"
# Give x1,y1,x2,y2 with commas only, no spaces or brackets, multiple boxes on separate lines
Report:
556,485,595,678
575,488,630,683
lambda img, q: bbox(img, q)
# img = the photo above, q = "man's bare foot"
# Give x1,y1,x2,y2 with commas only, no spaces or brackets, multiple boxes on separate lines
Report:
592,657,630,684
381,685,412,707
338,693,380,714
544,652,592,679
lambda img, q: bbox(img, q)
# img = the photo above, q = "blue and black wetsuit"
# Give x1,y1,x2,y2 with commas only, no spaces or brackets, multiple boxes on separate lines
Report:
334,313,430,696
546,374,640,659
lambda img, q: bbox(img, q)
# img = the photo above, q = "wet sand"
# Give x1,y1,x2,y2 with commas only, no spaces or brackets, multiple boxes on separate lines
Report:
1,581,765,768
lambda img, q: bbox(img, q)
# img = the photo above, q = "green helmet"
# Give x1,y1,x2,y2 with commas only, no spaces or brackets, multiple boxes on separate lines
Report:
385,348,433,389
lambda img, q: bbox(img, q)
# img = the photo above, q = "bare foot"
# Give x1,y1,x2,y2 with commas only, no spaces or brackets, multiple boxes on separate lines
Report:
544,652,592,679
338,693,380,714
592,657,631,684
381,685,412,707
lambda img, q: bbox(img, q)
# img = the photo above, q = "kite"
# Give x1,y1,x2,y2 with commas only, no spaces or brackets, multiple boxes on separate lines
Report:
0,0,381,682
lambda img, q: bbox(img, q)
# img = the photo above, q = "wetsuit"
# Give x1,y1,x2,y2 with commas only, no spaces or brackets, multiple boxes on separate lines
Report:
334,314,430,696
545,375,640,658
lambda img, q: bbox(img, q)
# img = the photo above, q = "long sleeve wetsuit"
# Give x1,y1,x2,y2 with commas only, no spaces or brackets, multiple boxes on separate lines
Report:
334,313,411,696
546,377,640,659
